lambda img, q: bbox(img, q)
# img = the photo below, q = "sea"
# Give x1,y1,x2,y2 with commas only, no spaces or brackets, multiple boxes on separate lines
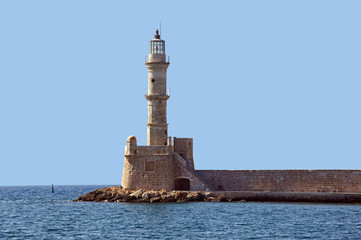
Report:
0,185,360,240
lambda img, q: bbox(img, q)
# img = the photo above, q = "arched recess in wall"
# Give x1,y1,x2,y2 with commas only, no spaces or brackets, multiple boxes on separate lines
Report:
174,178,190,191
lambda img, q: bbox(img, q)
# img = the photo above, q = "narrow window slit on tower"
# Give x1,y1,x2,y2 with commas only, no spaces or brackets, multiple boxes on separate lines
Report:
152,79,155,82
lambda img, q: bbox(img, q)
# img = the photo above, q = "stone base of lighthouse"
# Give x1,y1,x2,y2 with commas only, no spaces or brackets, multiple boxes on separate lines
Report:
121,136,212,191
121,136,361,193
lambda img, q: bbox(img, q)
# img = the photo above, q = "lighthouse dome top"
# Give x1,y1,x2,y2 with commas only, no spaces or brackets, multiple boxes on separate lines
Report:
153,29,161,40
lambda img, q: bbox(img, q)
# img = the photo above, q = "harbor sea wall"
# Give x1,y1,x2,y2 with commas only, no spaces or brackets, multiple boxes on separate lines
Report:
196,170,361,193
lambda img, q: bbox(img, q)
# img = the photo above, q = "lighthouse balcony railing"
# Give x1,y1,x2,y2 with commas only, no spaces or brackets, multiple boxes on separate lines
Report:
145,56,170,64
144,89,170,99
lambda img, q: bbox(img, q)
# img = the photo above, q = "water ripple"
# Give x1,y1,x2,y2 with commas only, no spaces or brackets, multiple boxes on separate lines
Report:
1,186,361,239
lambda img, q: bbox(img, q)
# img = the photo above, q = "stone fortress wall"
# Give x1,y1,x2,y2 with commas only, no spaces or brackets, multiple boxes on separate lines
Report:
122,135,361,193
196,170,361,193
122,134,209,191
122,136,175,191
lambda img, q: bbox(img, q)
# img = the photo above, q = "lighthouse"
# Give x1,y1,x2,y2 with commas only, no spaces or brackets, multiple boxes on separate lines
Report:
145,29,170,146
122,30,207,191
119,30,361,194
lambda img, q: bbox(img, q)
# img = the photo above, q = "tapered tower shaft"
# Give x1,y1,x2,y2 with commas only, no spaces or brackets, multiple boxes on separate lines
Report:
145,30,170,146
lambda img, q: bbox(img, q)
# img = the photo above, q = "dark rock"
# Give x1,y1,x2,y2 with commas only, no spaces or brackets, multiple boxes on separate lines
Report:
129,189,144,199
174,191,188,201
186,192,204,202
177,198,189,203
95,193,110,202
150,196,161,202
141,192,153,201
82,194,95,201
161,194,176,202
159,189,168,195
217,196,228,202
204,197,217,202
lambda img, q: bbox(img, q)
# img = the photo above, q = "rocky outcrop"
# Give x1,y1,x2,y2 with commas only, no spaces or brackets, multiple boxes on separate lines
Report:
73,186,233,203
73,186,361,203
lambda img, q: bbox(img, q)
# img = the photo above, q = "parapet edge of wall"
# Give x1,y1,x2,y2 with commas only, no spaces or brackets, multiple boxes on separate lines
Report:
196,169,361,172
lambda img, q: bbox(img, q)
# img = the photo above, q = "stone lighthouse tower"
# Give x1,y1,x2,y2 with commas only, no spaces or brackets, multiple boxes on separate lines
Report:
121,30,210,191
145,29,170,146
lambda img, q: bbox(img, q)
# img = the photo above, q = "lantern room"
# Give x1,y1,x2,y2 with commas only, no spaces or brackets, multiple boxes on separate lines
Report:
150,29,165,55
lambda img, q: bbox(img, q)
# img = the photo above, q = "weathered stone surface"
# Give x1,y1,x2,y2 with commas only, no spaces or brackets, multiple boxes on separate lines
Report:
129,189,144,199
186,192,204,201
197,170,361,193
73,186,361,204
161,192,176,202
204,197,217,202
150,197,161,202
80,193,95,201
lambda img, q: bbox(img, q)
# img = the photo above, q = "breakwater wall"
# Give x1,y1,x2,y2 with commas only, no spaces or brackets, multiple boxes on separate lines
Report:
209,191,361,204
196,170,361,193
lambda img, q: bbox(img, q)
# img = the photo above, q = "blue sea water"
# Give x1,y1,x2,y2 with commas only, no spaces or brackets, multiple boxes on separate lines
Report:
0,186,361,239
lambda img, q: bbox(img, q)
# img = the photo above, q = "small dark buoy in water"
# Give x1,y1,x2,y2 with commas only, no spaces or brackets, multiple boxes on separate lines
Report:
51,184,54,193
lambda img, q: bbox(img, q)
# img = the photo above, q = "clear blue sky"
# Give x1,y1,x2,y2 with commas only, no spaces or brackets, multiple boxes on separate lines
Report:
1,1,360,186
